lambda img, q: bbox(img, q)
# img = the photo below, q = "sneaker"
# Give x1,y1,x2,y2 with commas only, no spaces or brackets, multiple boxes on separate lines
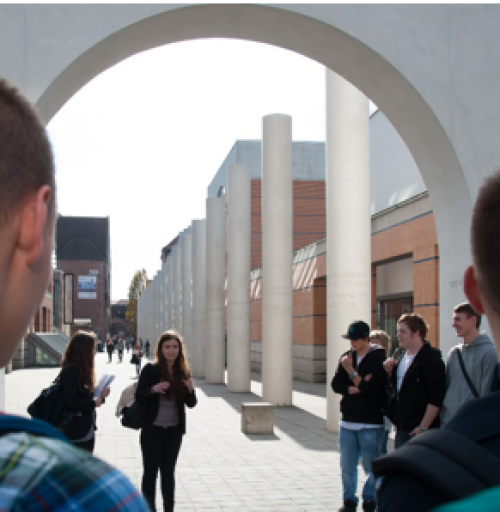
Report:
362,500,376,512
339,500,357,512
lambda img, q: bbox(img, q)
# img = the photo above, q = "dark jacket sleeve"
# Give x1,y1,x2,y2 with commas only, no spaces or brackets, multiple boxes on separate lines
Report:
332,360,350,396
184,389,197,408
135,363,160,406
357,351,386,398
424,350,446,408
60,367,95,412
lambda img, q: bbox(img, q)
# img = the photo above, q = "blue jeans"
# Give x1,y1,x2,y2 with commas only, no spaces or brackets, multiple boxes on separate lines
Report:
338,426,384,503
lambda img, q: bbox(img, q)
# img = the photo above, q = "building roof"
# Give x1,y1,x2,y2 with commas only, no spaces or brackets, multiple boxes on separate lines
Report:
56,216,109,261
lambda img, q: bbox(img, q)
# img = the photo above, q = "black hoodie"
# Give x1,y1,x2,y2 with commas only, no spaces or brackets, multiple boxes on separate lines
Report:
331,343,387,425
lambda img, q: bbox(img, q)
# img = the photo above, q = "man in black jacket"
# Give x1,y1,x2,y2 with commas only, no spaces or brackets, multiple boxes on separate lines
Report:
331,320,387,512
383,313,445,448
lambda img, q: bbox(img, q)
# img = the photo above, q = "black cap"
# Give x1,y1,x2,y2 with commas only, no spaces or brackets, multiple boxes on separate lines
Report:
342,320,370,340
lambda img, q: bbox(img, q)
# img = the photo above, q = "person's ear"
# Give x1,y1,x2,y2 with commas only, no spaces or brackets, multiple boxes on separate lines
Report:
464,265,485,315
18,185,52,266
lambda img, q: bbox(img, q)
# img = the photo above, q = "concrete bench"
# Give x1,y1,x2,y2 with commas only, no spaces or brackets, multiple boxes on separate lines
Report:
241,402,274,434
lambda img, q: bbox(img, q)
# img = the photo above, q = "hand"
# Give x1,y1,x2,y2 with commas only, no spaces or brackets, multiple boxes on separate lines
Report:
101,386,111,399
348,386,361,395
341,353,354,374
183,378,194,393
410,426,426,436
153,382,171,394
364,373,372,382
383,358,396,375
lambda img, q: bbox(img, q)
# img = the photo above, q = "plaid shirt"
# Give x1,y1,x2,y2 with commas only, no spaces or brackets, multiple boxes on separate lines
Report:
0,430,150,511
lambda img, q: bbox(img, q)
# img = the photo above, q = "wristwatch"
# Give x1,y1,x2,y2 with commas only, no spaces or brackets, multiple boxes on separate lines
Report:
349,371,358,379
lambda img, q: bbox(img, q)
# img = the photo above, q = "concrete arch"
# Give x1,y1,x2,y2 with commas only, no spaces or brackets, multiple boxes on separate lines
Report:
2,4,499,351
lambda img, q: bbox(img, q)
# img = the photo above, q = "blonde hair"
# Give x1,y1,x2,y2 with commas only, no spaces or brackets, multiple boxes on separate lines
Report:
369,330,391,356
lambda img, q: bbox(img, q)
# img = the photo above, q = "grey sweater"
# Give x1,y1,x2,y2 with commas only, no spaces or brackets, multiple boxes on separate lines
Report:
441,333,498,423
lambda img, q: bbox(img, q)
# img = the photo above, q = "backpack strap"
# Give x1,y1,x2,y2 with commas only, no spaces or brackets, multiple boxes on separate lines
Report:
455,348,480,398
0,413,70,443
373,429,500,500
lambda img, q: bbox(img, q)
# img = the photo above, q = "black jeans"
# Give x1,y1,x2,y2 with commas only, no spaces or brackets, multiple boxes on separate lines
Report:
140,425,183,512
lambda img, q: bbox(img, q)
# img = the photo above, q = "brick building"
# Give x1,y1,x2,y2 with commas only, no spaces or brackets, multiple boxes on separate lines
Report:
56,216,111,341
207,110,438,383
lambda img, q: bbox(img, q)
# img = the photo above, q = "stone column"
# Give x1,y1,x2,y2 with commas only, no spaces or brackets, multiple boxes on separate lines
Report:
191,219,207,378
262,114,293,406
158,265,165,335
181,232,193,355
325,70,371,431
227,165,251,392
174,244,183,333
167,255,174,330
206,197,226,384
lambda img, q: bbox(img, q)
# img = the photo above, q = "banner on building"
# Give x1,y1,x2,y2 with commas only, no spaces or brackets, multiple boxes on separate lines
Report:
64,273,74,324
78,275,97,299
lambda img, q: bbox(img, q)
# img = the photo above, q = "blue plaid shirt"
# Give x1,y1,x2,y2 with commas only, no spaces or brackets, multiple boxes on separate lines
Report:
0,417,150,511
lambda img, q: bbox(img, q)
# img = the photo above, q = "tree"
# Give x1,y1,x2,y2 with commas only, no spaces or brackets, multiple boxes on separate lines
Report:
126,269,149,338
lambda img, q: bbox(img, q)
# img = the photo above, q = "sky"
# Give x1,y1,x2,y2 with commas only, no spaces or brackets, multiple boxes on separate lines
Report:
46,38,372,301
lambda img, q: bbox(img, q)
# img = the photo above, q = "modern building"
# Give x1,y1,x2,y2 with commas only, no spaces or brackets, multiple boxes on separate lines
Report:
56,216,111,341
111,299,130,337
206,110,437,383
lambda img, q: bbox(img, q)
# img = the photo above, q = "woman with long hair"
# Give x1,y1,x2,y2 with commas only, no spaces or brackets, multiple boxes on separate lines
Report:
135,330,197,512
59,330,110,453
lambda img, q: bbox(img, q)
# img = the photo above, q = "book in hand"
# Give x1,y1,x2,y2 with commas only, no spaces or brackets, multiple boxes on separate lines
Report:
94,374,115,398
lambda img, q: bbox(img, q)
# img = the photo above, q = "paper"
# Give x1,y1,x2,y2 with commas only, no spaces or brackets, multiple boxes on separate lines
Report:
94,374,115,398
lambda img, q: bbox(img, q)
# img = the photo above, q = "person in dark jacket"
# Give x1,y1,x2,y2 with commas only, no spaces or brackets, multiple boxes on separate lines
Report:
383,313,445,448
60,330,110,453
331,320,387,512
136,329,197,512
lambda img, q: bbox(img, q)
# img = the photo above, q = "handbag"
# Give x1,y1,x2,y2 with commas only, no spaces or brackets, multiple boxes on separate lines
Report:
121,400,148,430
27,377,75,434
130,354,139,365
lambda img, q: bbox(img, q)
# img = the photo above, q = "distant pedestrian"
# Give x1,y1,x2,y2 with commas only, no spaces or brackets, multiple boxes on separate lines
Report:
135,347,143,377
145,340,150,359
106,338,114,363
117,338,124,363
126,339,130,353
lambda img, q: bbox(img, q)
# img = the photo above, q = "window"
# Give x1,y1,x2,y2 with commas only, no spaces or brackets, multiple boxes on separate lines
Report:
378,296,413,353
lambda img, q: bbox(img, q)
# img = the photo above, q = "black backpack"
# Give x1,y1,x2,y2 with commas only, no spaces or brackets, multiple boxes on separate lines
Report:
373,428,500,502
27,377,75,434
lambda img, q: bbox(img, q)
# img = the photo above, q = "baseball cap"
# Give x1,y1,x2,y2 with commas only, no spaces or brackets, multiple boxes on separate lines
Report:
342,320,370,340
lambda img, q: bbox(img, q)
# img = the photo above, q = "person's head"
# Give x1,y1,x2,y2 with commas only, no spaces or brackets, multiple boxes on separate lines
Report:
342,320,371,354
154,329,190,374
397,313,428,350
452,302,481,340
0,78,56,367
465,170,500,348
369,330,391,356
61,331,97,393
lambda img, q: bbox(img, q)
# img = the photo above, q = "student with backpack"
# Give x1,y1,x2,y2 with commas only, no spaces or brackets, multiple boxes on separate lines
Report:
136,330,197,512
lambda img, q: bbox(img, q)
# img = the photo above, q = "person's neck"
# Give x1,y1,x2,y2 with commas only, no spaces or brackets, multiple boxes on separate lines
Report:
356,345,370,357
406,339,424,356
463,329,480,345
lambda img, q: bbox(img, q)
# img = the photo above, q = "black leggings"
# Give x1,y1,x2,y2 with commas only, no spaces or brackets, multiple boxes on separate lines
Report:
140,425,183,512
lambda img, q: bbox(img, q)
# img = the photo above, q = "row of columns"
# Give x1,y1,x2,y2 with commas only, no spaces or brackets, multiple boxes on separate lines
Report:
137,70,370,430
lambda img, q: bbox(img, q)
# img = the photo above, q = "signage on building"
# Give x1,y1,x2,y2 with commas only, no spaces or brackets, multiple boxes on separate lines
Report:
78,275,97,299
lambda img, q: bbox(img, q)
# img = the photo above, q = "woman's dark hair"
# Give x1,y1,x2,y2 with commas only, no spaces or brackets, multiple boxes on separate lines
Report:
154,330,191,399
61,330,96,393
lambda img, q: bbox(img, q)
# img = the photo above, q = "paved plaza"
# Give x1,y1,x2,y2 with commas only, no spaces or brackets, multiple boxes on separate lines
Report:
5,352,391,511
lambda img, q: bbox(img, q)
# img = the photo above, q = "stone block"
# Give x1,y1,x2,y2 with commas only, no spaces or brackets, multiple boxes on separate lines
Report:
241,402,274,434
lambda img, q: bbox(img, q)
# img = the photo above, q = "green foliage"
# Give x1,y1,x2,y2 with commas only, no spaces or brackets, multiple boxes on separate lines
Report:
126,269,148,337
